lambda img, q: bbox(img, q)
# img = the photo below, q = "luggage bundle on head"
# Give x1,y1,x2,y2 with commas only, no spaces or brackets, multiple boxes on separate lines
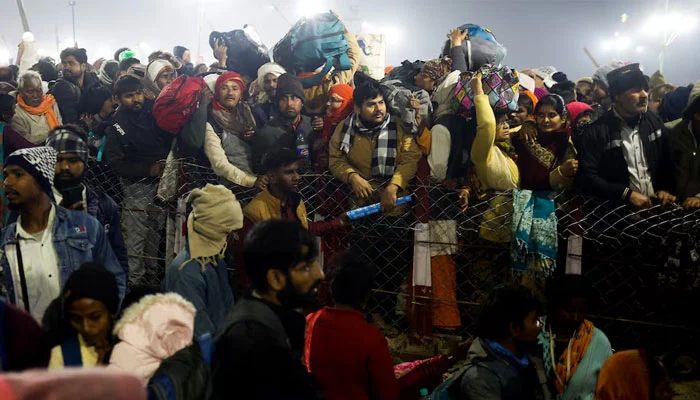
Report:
153,75,207,135
273,11,352,88
380,79,432,135
441,24,507,72
383,59,425,89
209,25,270,79
454,64,520,117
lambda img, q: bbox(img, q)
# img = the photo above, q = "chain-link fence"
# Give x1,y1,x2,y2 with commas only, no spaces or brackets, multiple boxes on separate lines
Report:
85,158,700,356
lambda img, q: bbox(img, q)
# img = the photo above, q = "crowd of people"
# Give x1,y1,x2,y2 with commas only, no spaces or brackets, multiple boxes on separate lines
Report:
0,13,698,400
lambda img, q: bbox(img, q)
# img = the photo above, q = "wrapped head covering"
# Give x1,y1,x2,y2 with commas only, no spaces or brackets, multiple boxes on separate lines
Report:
421,58,453,84
186,184,243,264
97,60,119,87
146,59,175,85
521,89,539,110
256,62,286,91
322,84,354,140
212,71,246,111
203,73,220,94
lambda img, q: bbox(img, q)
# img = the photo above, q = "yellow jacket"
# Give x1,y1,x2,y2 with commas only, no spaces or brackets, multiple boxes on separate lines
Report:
329,117,421,191
470,94,520,191
243,190,309,230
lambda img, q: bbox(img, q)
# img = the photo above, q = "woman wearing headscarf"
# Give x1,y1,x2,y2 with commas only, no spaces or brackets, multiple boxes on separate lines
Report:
43,263,120,369
538,275,612,400
203,71,266,191
96,59,119,87
313,83,354,172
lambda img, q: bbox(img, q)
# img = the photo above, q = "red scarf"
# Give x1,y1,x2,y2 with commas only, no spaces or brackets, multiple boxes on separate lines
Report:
321,84,354,140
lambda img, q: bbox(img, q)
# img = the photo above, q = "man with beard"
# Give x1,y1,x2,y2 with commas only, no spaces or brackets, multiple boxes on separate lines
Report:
212,219,324,400
103,75,171,285
579,63,675,208
45,126,128,276
252,74,315,174
243,147,346,235
52,48,104,131
0,147,125,322
251,62,286,128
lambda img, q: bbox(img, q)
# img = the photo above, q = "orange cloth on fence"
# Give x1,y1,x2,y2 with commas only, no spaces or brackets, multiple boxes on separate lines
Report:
17,94,60,130
554,319,594,394
430,255,461,329
595,350,651,400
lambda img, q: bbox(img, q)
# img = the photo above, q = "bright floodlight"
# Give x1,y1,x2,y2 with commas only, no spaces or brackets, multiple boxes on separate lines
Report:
0,49,11,63
635,45,645,53
298,0,325,17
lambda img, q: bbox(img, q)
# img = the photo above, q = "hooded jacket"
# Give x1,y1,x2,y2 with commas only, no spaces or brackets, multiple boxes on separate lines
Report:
109,293,196,383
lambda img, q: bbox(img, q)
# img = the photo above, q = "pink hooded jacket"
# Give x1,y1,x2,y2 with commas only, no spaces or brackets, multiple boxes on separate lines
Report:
108,293,196,383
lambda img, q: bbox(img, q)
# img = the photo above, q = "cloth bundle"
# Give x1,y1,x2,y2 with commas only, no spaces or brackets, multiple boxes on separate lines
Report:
455,64,520,117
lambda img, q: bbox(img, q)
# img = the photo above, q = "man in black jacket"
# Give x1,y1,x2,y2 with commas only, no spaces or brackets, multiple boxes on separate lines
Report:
45,125,129,278
667,81,700,211
212,219,324,400
52,48,105,132
103,76,171,286
578,63,676,208
251,74,318,174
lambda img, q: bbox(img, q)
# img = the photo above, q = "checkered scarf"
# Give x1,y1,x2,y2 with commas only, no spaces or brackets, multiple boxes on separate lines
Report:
46,128,89,164
5,146,57,201
340,113,396,178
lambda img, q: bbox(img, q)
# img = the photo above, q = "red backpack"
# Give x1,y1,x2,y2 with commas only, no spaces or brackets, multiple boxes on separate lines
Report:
153,75,207,135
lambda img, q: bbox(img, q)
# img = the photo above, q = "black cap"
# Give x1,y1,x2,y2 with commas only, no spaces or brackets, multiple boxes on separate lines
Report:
607,63,649,100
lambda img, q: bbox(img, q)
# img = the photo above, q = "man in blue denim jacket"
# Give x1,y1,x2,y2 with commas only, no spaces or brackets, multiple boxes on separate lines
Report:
0,147,125,321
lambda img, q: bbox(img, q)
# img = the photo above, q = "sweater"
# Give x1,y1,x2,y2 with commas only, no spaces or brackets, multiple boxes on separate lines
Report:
203,121,257,188
163,246,235,337
11,102,63,144
304,307,399,400
470,94,520,191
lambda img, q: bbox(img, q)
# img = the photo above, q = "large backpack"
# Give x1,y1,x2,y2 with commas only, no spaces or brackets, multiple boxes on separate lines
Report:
209,26,270,79
147,333,214,400
440,24,507,71
273,11,351,88
382,59,425,89
153,75,207,135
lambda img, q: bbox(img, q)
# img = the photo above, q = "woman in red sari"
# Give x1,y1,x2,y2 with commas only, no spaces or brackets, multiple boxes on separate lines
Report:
512,94,578,191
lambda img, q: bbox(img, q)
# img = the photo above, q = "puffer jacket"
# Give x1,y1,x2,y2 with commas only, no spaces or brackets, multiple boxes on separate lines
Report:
109,293,196,383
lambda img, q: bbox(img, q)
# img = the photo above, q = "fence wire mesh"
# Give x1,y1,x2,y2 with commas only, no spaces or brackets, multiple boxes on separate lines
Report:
85,158,700,356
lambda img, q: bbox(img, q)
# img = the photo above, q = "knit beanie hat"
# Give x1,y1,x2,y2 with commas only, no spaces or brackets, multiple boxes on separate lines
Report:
5,146,57,202
186,184,243,262
215,71,246,94
97,59,119,87
46,127,89,164
276,73,305,103
204,73,220,94
63,263,120,315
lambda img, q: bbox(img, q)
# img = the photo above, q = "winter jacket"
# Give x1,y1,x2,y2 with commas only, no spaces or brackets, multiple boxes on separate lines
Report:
103,100,172,182
0,206,127,305
251,115,314,174
109,293,196,383
329,116,421,200
51,72,103,125
667,118,700,201
163,245,234,338
577,109,674,202
252,100,276,129
212,298,323,400
204,118,257,188
11,102,63,144
455,338,549,400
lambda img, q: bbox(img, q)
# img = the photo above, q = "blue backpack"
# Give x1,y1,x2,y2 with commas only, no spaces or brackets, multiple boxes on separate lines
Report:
273,11,352,88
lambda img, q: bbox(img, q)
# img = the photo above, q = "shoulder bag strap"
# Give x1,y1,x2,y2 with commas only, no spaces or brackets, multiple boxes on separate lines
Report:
15,240,30,314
